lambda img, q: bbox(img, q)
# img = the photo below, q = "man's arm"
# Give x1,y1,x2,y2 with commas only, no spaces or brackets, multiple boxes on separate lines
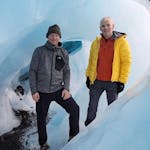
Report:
119,39,132,83
85,41,95,77
63,53,70,91
29,48,40,95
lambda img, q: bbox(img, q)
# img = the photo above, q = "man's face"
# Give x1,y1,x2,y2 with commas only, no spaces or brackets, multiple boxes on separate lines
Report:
100,19,114,39
48,33,60,46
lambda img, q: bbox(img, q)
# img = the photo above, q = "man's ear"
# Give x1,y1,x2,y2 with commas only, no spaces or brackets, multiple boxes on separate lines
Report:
100,26,102,32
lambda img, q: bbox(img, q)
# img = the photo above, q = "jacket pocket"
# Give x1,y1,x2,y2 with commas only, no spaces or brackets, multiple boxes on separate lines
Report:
55,55,65,71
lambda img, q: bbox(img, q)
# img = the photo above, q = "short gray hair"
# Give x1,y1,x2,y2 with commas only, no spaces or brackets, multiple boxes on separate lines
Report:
100,17,114,27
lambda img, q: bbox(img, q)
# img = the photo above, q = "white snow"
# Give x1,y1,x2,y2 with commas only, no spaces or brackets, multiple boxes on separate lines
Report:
0,88,20,135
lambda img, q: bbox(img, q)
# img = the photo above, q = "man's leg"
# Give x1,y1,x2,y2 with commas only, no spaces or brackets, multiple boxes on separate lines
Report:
53,90,79,138
36,92,51,146
85,81,104,126
106,82,118,105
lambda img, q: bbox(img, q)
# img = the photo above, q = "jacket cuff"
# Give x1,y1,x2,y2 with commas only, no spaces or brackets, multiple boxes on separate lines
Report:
63,85,69,91
31,89,38,95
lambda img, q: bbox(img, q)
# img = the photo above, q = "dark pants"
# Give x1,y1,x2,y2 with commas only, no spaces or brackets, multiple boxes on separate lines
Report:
36,89,79,146
85,80,118,126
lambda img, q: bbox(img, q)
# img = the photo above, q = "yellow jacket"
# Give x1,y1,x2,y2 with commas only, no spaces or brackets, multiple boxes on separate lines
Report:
86,35,132,84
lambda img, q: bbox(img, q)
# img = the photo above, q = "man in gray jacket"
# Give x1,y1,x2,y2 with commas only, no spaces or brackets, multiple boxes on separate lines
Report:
29,24,79,150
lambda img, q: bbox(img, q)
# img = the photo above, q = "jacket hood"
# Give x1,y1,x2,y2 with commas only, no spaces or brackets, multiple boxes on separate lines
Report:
112,31,126,39
100,31,126,40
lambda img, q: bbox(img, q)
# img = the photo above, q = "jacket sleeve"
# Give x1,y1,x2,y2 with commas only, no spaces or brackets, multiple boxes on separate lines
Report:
86,41,95,77
29,48,40,94
63,53,70,91
119,39,132,83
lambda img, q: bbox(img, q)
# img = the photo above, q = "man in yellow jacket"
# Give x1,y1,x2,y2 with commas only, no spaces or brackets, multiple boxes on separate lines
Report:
85,17,132,126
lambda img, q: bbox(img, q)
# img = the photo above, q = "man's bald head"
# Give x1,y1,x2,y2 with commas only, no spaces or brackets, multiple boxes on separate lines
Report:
100,17,114,39
100,17,114,27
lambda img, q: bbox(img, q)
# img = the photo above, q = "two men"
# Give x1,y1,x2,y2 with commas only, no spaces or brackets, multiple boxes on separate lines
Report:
85,17,132,126
29,17,132,149
29,24,79,150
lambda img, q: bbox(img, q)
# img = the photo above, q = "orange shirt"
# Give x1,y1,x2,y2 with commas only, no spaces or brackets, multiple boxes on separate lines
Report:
96,37,115,81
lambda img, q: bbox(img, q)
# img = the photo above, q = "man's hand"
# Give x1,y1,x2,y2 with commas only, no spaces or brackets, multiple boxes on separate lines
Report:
32,92,40,102
62,89,71,100
114,82,125,93
86,77,90,89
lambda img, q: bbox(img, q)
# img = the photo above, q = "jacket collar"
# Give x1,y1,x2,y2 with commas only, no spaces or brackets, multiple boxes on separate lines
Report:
112,31,126,39
101,31,126,40
45,41,62,50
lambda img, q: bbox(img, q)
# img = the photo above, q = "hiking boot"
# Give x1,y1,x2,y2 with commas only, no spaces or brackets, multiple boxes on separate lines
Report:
85,119,93,126
40,143,50,150
68,135,75,142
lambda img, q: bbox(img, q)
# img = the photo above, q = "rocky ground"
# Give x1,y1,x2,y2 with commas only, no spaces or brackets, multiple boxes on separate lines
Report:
0,110,54,150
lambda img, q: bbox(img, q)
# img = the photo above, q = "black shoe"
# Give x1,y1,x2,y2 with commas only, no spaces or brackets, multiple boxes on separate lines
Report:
85,119,93,126
40,143,50,150
68,135,75,142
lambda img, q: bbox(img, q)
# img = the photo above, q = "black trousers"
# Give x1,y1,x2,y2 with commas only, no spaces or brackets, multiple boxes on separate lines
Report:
36,89,79,146
85,80,118,126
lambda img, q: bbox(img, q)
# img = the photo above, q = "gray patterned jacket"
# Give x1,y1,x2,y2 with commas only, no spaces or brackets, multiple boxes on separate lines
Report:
29,41,70,94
